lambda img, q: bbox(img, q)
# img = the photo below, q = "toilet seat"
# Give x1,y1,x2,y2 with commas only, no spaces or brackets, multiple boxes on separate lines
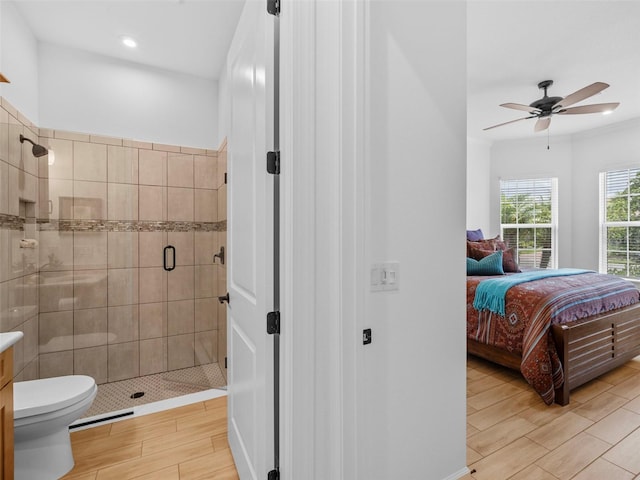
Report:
14,375,96,419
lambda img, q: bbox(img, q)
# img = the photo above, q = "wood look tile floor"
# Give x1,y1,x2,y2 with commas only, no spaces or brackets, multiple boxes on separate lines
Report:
62,355,640,480
462,354,640,480
61,396,239,480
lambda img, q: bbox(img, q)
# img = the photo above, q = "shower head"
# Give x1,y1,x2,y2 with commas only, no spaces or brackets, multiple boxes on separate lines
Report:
19,134,48,158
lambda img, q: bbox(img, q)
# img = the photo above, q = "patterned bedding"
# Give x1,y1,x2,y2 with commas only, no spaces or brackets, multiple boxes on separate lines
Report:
467,271,640,404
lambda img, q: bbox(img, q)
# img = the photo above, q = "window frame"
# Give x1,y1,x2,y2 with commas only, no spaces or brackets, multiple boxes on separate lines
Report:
599,168,640,279
499,177,558,270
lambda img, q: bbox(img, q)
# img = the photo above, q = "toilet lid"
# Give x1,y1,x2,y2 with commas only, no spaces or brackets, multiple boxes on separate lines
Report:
14,375,96,419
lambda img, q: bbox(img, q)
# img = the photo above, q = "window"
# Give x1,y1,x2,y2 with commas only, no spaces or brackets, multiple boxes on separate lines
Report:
500,178,557,269
600,168,640,279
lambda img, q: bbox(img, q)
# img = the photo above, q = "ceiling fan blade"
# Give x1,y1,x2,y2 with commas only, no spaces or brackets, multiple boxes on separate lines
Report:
556,102,620,115
553,82,609,109
500,103,541,114
483,116,536,131
534,117,551,132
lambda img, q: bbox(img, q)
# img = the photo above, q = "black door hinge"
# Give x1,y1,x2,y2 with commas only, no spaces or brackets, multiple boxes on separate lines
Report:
224,172,227,184
224,356,227,369
267,0,280,16
267,311,280,334
267,151,280,175
268,469,280,480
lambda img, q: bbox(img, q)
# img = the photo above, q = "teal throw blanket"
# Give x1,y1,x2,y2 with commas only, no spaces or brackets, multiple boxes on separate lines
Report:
473,268,593,316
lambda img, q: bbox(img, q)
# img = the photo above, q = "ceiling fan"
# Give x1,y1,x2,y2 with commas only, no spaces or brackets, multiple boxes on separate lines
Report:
484,80,620,132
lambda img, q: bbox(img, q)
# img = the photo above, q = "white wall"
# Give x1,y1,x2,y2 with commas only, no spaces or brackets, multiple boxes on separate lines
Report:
38,43,219,149
283,2,467,479
467,137,491,235
486,120,640,270
362,2,467,478
490,135,574,267
0,1,39,123
572,119,640,270
217,60,230,147
0,2,220,149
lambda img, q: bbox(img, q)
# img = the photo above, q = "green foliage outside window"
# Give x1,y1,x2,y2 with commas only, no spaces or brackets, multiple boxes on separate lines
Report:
500,179,554,269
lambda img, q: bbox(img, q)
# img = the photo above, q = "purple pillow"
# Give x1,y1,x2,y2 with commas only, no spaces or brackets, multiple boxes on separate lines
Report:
466,229,484,241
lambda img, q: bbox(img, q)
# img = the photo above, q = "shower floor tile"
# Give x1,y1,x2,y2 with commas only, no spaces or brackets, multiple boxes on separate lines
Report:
83,362,227,418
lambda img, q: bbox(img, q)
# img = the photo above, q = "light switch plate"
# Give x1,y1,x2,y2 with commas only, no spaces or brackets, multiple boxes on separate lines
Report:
370,262,400,291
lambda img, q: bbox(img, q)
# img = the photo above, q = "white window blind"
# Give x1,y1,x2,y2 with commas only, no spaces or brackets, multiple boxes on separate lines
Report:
499,178,558,269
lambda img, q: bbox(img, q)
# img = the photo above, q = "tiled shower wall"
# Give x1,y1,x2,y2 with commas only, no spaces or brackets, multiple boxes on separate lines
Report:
0,98,40,381
0,96,228,385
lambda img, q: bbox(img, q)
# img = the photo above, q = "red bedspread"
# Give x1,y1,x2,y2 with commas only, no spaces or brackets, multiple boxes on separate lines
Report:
467,271,640,404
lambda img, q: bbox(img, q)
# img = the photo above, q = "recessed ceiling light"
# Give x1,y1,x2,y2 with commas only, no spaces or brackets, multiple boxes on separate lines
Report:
602,110,614,115
121,36,137,49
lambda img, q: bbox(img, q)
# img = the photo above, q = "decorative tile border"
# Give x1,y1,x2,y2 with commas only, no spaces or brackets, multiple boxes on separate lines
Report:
37,219,227,233
0,214,25,230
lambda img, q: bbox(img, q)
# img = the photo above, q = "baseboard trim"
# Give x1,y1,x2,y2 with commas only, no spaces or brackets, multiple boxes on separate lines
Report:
442,466,471,480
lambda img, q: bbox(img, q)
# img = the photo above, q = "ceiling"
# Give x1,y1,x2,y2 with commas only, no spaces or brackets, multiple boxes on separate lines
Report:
11,0,246,80
10,1,640,143
468,1,640,142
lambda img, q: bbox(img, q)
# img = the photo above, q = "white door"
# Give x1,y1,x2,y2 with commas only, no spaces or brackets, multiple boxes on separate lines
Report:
226,1,275,479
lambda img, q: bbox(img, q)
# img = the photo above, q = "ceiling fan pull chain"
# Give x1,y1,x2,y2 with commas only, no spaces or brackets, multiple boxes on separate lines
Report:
547,127,550,150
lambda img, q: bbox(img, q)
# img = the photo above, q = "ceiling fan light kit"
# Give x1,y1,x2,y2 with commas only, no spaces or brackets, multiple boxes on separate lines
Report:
484,79,620,132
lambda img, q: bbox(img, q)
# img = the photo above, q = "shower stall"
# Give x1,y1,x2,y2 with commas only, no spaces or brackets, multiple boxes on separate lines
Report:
0,97,228,418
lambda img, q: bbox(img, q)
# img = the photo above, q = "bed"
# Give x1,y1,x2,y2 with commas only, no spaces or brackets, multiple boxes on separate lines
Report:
466,235,640,406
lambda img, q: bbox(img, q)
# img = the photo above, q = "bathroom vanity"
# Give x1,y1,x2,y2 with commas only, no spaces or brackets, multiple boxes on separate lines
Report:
0,332,22,480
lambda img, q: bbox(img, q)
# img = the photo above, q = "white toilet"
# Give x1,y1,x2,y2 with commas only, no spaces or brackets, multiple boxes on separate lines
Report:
13,375,98,480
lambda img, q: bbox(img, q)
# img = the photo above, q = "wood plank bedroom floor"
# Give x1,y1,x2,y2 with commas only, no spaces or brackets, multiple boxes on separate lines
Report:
463,354,640,480
60,355,640,480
